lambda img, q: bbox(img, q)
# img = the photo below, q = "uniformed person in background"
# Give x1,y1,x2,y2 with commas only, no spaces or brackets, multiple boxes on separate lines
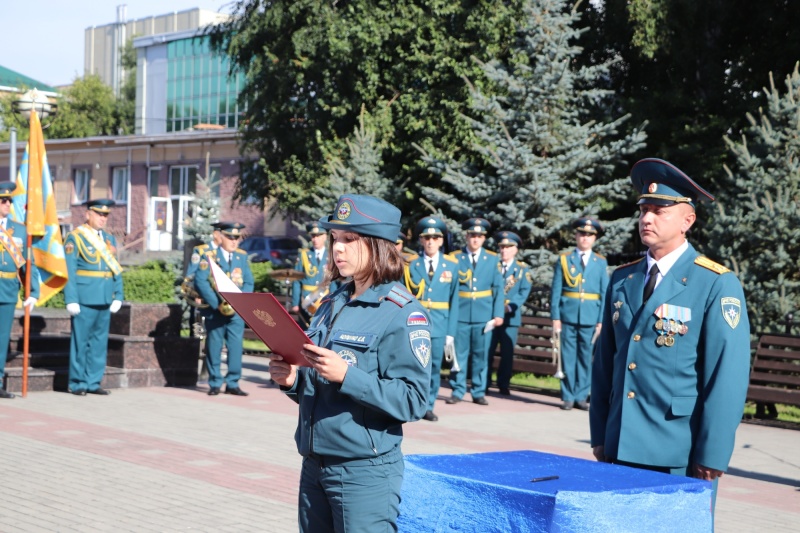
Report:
194,222,254,396
590,158,750,512
185,221,223,281
0,183,39,399
404,216,459,421
268,194,430,533
64,199,124,396
292,221,331,319
447,218,504,406
550,217,608,410
489,231,532,396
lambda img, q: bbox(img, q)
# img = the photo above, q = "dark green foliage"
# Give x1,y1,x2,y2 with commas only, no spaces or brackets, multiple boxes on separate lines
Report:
707,64,800,334
421,0,646,284
209,0,524,220
184,174,221,244
250,261,281,294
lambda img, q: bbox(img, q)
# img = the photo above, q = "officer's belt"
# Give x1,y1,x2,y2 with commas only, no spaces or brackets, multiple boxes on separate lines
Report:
77,270,113,278
562,291,600,300
0,271,18,279
459,290,493,299
302,284,320,291
421,300,450,310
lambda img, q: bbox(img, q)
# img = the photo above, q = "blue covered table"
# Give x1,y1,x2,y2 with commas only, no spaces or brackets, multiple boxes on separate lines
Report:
399,450,711,532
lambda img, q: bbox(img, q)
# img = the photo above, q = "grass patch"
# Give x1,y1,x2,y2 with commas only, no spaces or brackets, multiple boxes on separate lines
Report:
743,402,800,424
508,372,561,391
243,338,269,352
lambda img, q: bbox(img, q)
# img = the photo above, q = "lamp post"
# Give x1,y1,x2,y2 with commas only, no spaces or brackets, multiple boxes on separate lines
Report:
8,88,57,182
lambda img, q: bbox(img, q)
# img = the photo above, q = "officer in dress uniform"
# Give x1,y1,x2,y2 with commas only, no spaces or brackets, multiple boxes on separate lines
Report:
550,217,609,410
0,183,39,399
292,221,332,318
447,217,504,406
194,222,254,396
403,216,459,421
64,199,124,396
185,222,223,281
489,231,532,396
268,193,431,532
590,158,750,513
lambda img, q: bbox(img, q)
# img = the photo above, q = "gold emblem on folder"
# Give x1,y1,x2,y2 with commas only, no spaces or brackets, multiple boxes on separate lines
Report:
254,309,276,327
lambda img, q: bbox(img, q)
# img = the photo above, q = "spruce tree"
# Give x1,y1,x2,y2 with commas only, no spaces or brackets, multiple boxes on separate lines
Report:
708,63,800,334
295,106,395,227
420,0,646,285
184,173,221,244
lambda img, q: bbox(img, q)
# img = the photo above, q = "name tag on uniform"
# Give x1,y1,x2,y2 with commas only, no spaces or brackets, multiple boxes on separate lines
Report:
332,331,376,347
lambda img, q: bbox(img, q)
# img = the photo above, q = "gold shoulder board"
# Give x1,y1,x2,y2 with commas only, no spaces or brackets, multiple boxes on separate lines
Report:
695,256,730,274
616,257,644,270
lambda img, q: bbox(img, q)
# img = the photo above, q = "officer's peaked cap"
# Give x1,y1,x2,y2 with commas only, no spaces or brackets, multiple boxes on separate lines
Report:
462,217,491,234
573,217,604,236
416,216,446,237
631,158,714,208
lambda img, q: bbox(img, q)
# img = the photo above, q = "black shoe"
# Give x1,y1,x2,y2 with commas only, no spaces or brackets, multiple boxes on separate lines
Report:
499,387,511,396
0,389,15,399
88,388,111,395
70,389,86,396
575,401,589,411
560,401,573,411
422,410,439,422
225,387,249,397
208,387,221,396
472,397,489,406
445,396,462,405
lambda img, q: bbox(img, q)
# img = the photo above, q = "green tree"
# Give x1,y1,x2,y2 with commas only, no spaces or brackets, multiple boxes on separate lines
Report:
114,38,138,135
47,75,118,139
707,64,800,335
421,0,646,284
184,173,221,244
210,0,525,217
295,105,394,226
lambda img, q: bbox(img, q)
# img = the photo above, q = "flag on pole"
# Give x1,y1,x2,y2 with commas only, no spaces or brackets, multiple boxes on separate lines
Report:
10,109,68,305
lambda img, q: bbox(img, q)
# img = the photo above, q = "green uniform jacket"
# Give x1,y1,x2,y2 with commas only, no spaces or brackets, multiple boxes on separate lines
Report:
64,226,123,305
590,244,750,472
285,281,431,461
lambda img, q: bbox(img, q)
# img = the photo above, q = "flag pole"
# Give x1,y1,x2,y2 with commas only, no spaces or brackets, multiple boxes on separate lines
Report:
22,234,32,398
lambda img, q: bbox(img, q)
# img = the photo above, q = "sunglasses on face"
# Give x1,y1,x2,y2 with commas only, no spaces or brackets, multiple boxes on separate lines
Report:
0,198,11,204
94,212,110,217
421,235,442,240
223,234,242,240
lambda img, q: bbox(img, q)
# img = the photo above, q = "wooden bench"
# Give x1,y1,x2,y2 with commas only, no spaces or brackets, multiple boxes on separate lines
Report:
747,334,800,407
490,315,557,376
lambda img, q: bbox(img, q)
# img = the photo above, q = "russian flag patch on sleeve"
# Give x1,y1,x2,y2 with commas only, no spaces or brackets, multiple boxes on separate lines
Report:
407,311,429,327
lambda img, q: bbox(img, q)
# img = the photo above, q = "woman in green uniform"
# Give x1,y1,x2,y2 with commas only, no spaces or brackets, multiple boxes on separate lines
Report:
268,194,431,533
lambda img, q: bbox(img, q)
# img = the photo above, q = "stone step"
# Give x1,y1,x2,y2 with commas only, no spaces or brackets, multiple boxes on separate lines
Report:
6,350,70,369
11,310,72,336
9,333,72,355
4,366,127,393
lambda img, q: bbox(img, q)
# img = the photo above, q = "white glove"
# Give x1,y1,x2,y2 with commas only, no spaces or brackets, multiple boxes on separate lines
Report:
445,336,454,348
66,303,81,316
483,320,496,334
23,297,37,310
109,300,122,313
444,336,456,364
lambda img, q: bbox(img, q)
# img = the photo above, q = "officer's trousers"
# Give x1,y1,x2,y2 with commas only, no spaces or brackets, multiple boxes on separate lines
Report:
0,302,15,378
450,322,489,399
205,311,244,389
490,323,520,390
299,453,404,533
69,304,111,392
559,322,594,402
427,335,445,411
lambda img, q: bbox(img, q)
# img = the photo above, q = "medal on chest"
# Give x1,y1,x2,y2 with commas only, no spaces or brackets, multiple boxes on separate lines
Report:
653,304,691,347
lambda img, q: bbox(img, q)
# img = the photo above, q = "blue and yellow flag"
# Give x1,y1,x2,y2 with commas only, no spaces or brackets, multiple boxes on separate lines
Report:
10,109,68,305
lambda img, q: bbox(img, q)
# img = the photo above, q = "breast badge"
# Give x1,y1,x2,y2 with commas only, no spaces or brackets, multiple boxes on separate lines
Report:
338,349,357,366
613,301,623,324
439,270,452,283
653,304,691,347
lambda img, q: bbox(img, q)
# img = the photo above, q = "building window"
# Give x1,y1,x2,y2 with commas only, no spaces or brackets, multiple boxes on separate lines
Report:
112,167,129,203
148,167,161,197
165,35,245,133
169,166,197,196
73,168,90,204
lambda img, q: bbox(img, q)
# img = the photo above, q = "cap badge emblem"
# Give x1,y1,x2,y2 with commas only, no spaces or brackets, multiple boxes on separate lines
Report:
337,201,352,220
648,183,658,193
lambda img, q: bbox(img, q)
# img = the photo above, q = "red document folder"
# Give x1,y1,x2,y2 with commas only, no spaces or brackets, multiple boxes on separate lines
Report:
220,292,312,367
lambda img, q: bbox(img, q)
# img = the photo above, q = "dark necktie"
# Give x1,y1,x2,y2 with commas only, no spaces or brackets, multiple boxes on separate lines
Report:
471,253,477,269
642,263,659,302
580,253,585,271
428,259,434,280
502,263,507,276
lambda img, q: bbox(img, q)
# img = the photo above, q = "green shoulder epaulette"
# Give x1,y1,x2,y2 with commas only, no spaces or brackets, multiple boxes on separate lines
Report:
695,256,730,274
616,257,644,270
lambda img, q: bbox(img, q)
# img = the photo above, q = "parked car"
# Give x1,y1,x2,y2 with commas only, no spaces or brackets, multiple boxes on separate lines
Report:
239,236,302,268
